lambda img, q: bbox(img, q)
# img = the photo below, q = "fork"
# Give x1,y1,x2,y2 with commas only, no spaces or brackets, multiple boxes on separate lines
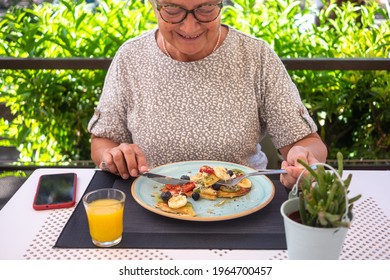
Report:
216,169,287,187
217,165,320,187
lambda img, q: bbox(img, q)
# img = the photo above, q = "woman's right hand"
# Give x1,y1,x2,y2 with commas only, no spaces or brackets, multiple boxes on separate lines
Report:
91,136,149,179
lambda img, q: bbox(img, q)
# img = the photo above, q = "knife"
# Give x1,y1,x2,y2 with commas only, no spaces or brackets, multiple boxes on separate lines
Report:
141,168,292,186
140,172,191,185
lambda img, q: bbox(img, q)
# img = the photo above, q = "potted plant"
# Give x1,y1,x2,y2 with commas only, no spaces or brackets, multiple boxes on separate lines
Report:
280,152,362,259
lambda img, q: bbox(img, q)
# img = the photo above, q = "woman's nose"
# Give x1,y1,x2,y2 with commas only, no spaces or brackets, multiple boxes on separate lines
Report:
179,12,201,33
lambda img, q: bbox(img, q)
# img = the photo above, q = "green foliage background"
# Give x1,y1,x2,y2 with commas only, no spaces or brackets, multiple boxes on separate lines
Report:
0,0,389,163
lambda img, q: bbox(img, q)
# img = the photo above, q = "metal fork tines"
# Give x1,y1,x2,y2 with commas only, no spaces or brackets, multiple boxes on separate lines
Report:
216,169,287,187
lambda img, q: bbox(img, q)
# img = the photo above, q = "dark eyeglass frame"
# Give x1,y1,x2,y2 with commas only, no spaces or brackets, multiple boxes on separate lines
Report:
155,2,223,24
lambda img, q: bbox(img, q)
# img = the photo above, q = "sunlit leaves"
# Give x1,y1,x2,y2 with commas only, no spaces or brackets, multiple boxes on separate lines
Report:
0,0,156,162
0,0,389,162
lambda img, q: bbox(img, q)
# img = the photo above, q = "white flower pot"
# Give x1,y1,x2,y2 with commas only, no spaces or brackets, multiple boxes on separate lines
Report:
280,197,350,260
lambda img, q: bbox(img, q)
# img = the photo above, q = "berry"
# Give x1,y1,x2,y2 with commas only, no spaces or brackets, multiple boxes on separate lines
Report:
161,191,172,202
192,192,200,201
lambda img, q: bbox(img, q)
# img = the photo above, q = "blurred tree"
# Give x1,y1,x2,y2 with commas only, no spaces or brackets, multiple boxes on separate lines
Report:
312,0,368,25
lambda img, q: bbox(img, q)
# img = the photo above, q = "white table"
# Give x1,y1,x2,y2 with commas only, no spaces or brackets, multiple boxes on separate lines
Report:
0,168,389,260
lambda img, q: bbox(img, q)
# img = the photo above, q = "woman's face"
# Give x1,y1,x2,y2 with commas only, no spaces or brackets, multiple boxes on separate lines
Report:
151,0,223,61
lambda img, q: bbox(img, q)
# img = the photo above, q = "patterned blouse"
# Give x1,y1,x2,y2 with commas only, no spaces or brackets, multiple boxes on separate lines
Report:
88,26,317,169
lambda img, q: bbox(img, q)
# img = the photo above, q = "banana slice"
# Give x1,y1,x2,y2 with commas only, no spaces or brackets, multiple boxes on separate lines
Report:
190,173,203,182
237,178,252,188
168,195,187,209
213,166,230,181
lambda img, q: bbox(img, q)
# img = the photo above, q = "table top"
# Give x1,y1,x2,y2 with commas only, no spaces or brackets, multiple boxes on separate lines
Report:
0,168,389,260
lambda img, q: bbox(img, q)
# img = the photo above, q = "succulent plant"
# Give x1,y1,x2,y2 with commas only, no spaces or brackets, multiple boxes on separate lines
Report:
297,152,362,228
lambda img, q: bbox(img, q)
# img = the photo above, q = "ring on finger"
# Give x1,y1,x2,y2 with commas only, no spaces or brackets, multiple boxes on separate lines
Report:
101,160,110,171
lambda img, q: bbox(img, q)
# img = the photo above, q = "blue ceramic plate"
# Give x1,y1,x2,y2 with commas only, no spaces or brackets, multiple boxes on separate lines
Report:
131,160,275,221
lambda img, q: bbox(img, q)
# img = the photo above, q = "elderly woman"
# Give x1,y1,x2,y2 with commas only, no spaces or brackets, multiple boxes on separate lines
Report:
88,0,327,188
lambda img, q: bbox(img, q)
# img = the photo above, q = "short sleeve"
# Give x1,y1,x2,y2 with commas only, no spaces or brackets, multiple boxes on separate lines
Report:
87,55,133,144
258,44,317,149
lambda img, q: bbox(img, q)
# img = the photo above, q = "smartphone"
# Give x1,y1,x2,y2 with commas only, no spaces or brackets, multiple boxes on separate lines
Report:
33,173,77,210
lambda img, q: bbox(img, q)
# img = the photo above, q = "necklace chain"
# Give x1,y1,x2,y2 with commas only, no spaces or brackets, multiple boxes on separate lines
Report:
162,28,221,59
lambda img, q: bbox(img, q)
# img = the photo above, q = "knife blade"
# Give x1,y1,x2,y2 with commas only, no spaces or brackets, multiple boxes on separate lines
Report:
140,172,190,185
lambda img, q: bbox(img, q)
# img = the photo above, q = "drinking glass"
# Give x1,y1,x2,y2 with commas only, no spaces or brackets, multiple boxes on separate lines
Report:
83,188,125,247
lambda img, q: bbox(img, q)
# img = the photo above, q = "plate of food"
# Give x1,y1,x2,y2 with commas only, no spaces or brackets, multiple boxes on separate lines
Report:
131,160,275,221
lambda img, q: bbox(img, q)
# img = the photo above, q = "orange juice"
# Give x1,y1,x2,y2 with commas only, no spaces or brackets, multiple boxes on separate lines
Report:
86,198,124,243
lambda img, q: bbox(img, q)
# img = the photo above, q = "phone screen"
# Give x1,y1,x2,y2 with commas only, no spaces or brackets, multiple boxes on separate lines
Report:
33,173,77,210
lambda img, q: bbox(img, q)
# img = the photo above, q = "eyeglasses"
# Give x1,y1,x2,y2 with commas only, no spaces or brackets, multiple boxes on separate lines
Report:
155,2,223,24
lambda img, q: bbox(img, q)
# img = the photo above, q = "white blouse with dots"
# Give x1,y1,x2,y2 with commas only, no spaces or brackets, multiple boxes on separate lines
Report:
88,26,317,169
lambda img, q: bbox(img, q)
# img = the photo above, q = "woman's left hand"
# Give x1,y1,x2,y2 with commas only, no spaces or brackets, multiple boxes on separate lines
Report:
280,145,319,188
278,133,327,188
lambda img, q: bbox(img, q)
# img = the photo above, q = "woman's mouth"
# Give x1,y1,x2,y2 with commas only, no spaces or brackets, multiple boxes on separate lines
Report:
178,33,202,40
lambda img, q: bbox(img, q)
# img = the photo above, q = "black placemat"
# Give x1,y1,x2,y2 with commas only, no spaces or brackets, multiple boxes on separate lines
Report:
55,171,288,249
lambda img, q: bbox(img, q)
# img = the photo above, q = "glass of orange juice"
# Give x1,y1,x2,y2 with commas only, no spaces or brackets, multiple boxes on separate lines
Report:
83,188,126,247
